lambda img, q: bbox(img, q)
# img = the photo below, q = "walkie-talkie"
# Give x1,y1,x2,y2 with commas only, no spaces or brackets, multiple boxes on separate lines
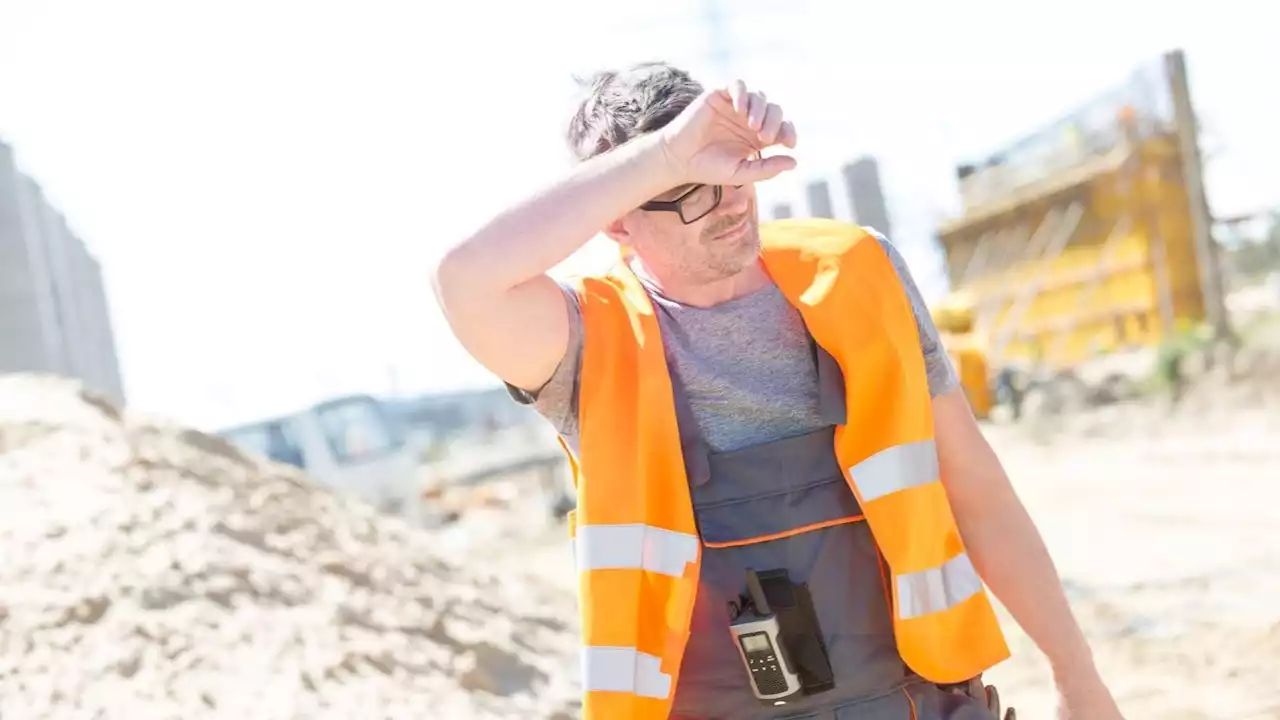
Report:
728,569,804,705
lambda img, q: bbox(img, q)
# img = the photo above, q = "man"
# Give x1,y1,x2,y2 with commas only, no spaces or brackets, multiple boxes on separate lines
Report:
431,63,1123,720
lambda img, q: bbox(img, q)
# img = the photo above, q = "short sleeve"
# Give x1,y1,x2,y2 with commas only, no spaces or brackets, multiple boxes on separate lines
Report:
504,280,583,438
869,231,960,398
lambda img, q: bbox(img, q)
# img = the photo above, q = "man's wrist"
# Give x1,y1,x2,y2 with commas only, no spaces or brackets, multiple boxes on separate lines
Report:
626,131,685,196
1044,627,1102,677
1050,649,1103,689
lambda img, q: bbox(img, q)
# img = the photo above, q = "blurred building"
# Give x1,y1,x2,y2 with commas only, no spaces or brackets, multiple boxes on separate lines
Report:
842,157,893,238
0,139,125,405
805,180,834,219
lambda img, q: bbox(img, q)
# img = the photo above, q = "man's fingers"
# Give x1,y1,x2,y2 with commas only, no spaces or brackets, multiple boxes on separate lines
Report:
776,120,798,150
758,103,784,146
732,153,797,184
729,79,749,116
746,92,768,130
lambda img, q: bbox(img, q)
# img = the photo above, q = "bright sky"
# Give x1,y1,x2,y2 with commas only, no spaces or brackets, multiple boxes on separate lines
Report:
1,0,1276,429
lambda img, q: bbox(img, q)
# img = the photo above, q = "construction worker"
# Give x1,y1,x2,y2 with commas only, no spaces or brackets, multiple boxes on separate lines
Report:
431,63,1124,720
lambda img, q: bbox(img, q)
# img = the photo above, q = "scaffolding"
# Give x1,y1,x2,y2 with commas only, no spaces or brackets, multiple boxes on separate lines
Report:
934,49,1226,374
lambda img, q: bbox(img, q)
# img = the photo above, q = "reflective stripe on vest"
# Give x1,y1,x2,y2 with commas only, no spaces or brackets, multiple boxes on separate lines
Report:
575,524,700,577
582,646,671,697
565,219,1010,719
566,515,700,710
847,439,985,619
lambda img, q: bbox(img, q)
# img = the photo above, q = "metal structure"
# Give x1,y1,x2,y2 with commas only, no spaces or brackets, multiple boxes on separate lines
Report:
933,49,1225,378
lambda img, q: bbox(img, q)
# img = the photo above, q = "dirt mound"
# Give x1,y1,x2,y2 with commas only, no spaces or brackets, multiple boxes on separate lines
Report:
0,374,580,719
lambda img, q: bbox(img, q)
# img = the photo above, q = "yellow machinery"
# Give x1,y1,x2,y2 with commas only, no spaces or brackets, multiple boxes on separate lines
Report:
933,291,994,418
931,49,1228,417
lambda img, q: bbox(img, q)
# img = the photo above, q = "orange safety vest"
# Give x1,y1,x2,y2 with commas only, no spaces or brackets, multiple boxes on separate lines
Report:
563,218,1010,719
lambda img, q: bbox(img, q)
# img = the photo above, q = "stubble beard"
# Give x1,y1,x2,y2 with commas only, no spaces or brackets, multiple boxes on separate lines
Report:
695,210,760,282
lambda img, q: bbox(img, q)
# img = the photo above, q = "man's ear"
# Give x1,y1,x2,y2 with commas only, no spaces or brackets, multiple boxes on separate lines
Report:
602,214,632,244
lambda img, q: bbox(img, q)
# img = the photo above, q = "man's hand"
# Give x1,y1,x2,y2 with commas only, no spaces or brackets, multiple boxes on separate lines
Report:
1056,667,1125,719
657,79,799,187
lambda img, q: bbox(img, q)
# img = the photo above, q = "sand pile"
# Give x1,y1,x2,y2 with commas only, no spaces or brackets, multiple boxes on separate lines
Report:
0,374,580,720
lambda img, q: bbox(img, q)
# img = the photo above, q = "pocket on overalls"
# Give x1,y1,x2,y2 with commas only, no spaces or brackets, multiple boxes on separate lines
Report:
697,473,865,550
692,467,902,702
677,466,867,715
675,466,865,696
893,682,995,720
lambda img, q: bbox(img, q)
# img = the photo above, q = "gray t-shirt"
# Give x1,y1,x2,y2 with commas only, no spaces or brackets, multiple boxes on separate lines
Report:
509,232,957,454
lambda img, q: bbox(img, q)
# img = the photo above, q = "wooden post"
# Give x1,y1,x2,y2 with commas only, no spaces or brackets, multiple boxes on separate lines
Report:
1166,49,1230,340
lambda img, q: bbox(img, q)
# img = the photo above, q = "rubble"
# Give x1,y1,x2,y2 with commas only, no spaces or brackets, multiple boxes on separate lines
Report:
0,374,580,720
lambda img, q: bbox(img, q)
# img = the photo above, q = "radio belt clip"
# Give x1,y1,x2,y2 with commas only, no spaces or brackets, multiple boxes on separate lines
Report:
728,569,804,706
728,568,835,706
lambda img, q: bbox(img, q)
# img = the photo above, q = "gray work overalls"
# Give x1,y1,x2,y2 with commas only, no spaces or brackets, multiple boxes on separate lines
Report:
666,344,993,720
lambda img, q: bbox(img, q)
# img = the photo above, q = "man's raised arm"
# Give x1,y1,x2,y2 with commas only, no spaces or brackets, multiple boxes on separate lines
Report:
429,133,678,393
430,79,798,393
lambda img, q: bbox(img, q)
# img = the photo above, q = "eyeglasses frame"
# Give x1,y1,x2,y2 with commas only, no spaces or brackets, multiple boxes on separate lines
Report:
638,152,763,225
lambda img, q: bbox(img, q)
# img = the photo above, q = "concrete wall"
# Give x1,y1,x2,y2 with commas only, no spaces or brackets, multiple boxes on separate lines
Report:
80,253,125,404
0,142,56,373
0,139,125,405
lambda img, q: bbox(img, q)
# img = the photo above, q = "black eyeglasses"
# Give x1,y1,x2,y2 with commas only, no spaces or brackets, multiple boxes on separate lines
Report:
640,184,727,225
640,153,761,225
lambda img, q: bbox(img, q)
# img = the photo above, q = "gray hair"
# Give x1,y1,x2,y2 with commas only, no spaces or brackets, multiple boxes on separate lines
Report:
565,62,703,162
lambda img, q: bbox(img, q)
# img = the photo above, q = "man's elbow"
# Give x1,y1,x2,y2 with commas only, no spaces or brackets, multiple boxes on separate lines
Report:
932,386,981,439
429,242,481,314
933,389,1015,506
